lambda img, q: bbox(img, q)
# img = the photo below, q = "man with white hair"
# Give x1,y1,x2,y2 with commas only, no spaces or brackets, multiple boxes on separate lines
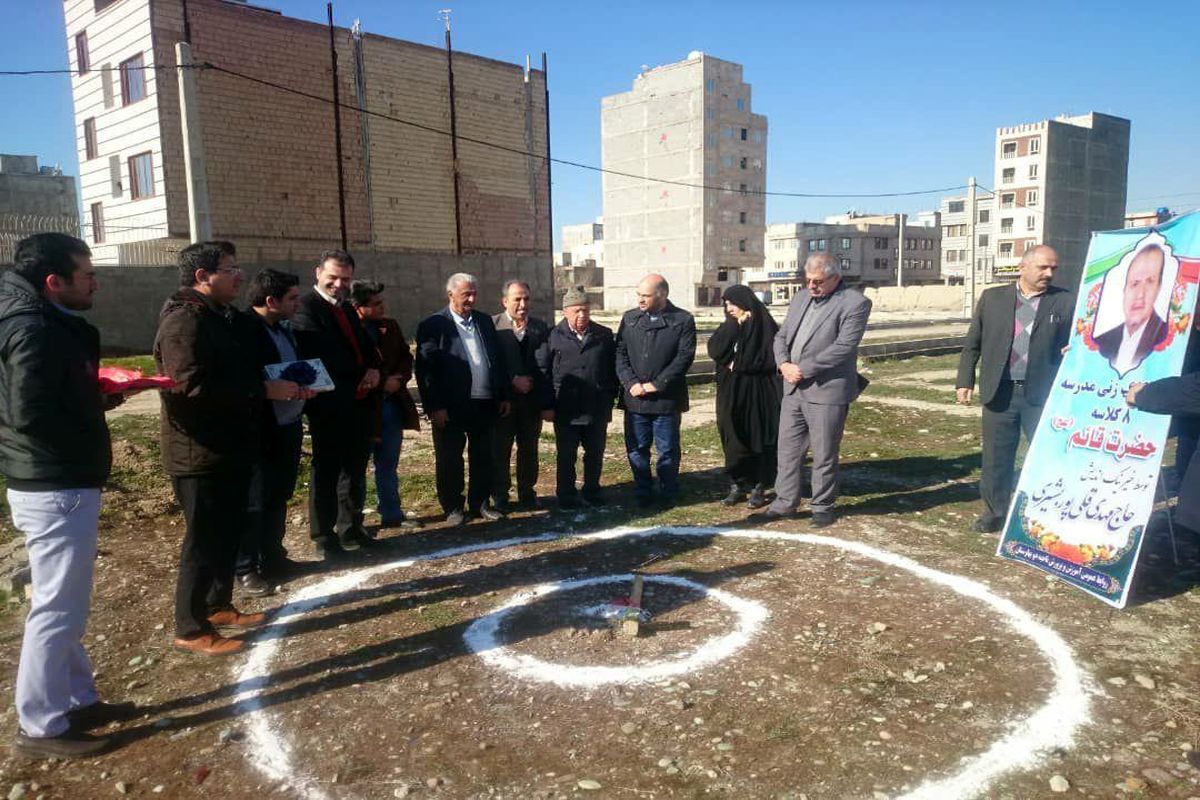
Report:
753,253,871,528
416,273,511,526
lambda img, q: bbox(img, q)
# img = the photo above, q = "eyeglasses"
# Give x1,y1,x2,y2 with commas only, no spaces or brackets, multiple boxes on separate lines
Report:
215,266,242,275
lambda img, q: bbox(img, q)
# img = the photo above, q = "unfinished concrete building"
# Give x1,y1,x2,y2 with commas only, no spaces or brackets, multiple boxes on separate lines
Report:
601,52,767,310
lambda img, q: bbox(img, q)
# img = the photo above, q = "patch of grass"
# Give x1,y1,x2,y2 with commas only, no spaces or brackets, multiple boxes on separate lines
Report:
101,354,158,374
862,382,958,405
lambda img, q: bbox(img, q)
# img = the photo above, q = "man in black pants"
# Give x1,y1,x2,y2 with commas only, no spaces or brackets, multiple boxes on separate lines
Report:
955,245,1074,533
237,269,315,594
293,250,380,559
156,243,303,655
416,273,510,526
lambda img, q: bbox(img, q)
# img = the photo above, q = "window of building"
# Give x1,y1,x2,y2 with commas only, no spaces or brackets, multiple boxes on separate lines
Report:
817,239,827,251
1000,217,1013,234
129,151,154,199
721,237,732,251
739,211,747,224
1028,163,1039,179
739,183,747,195
1026,215,1036,231
840,237,851,250
75,31,90,75
90,202,104,243
839,257,851,271
978,209,990,223
752,158,762,171
1002,141,1017,159
120,53,147,105
873,258,881,269
978,234,989,247
947,200,964,213
881,258,888,269
1026,189,1039,206
1002,167,1015,184
1001,193,1015,209
83,118,98,160
740,128,747,141
721,125,733,139
999,242,1014,256
874,237,888,249
705,78,715,92
736,98,745,111
95,0,120,10
738,239,747,253
1029,137,1041,154
717,268,728,281
752,130,764,144
739,157,747,169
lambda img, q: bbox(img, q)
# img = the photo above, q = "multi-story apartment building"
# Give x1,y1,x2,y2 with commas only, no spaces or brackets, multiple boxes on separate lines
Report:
62,0,551,284
993,112,1129,284
558,221,604,269
601,52,767,310
938,191,995,285
747,216,940,302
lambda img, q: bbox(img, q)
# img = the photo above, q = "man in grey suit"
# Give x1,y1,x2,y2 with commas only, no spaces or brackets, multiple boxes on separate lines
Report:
955,245,1073,533
754,253,872,527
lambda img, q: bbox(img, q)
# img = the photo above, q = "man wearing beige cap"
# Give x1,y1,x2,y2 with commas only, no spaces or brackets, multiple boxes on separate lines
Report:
539,286,618,508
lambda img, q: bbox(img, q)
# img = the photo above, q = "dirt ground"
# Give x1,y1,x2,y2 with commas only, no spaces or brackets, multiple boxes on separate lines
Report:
2,355,1199,800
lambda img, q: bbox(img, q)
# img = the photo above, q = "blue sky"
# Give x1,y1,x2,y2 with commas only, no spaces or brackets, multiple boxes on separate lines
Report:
3,0,1198,246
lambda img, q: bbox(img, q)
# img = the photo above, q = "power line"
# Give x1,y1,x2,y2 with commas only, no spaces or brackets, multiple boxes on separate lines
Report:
1,59,966,200
0,64,203,76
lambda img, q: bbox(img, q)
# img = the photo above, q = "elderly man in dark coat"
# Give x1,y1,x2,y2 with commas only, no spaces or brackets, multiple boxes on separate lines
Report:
539,286,617,508
615,274,696,509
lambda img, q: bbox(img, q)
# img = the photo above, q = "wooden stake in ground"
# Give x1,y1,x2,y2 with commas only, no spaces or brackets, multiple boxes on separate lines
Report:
620,574,645,638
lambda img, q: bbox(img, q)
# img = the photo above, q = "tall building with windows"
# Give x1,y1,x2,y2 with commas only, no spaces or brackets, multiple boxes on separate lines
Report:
992,112,1130,284
601,52,767,310
938,191,995,285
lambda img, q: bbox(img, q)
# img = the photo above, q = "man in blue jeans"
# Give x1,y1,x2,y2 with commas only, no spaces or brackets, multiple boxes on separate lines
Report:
0,234,135,758
615,274,696,509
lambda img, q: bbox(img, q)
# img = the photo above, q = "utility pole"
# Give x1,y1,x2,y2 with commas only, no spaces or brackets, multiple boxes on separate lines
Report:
176,42,211,242
327,3,348,251
895,212,907,288
966,176,977,317
442,9,463,255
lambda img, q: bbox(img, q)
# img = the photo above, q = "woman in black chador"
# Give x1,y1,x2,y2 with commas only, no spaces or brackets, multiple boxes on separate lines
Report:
707,285,783,508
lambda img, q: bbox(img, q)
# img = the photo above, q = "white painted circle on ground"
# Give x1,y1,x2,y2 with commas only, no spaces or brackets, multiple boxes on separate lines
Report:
230,526,1091,800
462,573,768,686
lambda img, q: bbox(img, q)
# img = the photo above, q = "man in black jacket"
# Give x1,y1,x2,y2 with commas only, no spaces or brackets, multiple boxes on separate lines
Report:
540,286,617,508
491,279,553,511
292,250,380,558
956,245,1074,533
0,234,129,758
416,273,510,526
156,242,298,656
615,274,696,508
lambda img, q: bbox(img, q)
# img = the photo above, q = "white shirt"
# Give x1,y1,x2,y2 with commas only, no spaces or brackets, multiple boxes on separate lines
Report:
314,285,339,305
453,309,492,399
506,314,526,342
1113,321,1149,374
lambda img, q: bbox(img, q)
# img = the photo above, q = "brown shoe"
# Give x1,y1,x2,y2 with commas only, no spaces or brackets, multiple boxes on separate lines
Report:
173,632,244,656
14,728,113,759
207,608,267,628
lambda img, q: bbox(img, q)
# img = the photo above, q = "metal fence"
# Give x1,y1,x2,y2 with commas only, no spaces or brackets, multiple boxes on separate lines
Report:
0,213,181,266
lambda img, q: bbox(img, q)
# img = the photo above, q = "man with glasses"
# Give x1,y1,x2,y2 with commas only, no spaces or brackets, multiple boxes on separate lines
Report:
754,253,871,527
156,242,300,655
615,274,696,509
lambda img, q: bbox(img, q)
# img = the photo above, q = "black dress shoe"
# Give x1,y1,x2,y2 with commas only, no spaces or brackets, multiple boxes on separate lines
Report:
444,509,467,527
748,508,796,522
15,728,113,759
315,538,350,561
516,493,539,510
475,506,506,522
721,484,747,506
67,700,137,731
237,572,275,597
636,496,655,509
746,486,769,509
262,557,303,578
557,496,580,510
581,489,605,506
971,516,1004,533
810,511,837,529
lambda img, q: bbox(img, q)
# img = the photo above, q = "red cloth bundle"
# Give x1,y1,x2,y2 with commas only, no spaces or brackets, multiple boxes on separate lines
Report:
97,366,176,395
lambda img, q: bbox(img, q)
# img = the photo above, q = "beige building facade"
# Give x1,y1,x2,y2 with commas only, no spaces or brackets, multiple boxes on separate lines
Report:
601,52,767,310
938,191,995,285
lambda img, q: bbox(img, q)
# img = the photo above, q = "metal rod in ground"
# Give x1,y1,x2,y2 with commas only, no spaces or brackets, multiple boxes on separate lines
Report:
327,2,348,251
620,574,645,638
1158,471,1180,567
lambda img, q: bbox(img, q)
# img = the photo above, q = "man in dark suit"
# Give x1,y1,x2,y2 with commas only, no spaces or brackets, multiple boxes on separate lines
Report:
1094,244,1168,375
492,279,553,511
956,244,1074,533
292,250,380,559
416,273,511,526
754,253,871,528
615,274,696,509
539,286,618,508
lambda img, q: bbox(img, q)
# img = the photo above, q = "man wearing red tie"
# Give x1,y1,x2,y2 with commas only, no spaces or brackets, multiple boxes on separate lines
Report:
293,250,381,559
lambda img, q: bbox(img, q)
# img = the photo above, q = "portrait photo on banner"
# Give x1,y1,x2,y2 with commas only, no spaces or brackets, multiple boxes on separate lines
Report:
1089,232,1180,377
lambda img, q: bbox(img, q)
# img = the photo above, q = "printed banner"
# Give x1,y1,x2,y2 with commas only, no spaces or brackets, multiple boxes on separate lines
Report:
998,211,1200,607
